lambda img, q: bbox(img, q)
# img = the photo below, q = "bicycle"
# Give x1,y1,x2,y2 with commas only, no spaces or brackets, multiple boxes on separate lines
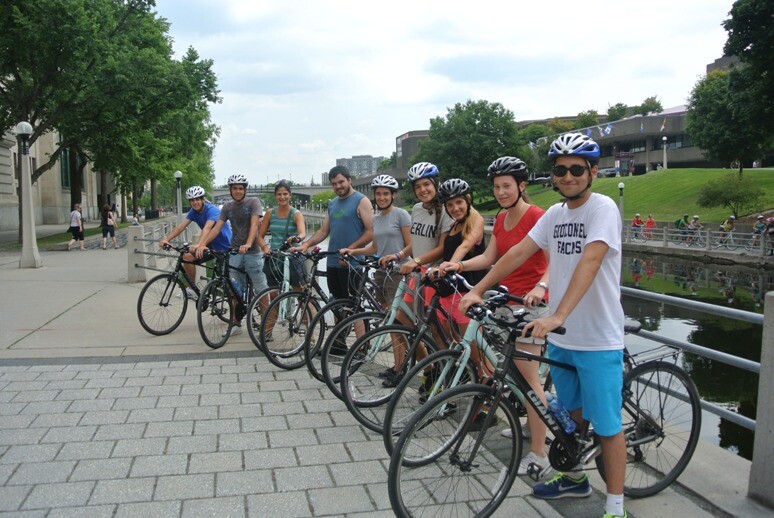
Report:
137,243,211,336
338,273,473,432
683,229,703,248
387,297,702,517
257,248,337,369
744,233,763,252
630,226,647,243
196,248,265,349
712,230,738,250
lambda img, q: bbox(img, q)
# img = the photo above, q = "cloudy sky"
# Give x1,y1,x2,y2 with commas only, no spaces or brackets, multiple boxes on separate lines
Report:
153,0,734,185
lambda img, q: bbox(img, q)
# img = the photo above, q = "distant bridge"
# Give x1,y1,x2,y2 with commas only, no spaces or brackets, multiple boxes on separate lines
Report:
211,185,331,205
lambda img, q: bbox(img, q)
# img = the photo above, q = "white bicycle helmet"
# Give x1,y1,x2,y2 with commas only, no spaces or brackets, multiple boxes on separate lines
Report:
728,215,736,220
487,156,528,181
185,185,206,200
227,173,248,186
693,215,700,220
438,178,471,203
635,213,641,217
371,174,399,192
548,132,600,163
407,162,439,183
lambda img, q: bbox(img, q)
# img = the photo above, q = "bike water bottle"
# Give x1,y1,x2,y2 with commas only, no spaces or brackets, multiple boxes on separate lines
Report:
546,392,576,434
230,278,244,299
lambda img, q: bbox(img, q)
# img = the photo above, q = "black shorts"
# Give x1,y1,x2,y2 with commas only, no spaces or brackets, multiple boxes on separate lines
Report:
326,267,362,300
70,226,84,240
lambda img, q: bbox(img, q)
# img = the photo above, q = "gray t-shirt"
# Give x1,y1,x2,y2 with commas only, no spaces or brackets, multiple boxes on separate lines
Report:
372,207,411,264
409,203,454,265
218,197,263,253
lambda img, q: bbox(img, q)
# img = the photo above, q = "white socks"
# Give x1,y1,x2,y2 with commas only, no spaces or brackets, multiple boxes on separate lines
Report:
605,493,625,516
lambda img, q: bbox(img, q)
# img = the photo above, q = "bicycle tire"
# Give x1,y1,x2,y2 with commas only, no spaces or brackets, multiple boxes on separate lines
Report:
260,291,320,370
725,238,738,251
196,279,233,349
383,348,478,457
246,286,279,352
339,324,439,433
596,361,701,498
388,383,521,517
319,311,387,400
304,299,357,381
137,273,188,336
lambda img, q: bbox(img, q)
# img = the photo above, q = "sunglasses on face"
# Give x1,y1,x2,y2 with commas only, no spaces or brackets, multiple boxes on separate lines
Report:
552,164,589,177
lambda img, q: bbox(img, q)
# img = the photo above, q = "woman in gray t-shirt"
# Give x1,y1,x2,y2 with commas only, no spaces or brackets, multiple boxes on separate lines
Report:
341,175,410,307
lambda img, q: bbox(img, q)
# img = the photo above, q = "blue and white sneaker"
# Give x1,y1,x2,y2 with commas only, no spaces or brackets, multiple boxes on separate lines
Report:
531,473,591,499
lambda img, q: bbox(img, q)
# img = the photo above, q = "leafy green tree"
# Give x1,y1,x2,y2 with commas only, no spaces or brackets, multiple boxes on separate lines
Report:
379,152,396,171
696,173,764,218
311,190,336,209
606,103,628,122
686,69,769,176
518,124,548,145
575,110,599,129
633,96,663,116
415,100,522,195
547,118,574,135
722,0,774,135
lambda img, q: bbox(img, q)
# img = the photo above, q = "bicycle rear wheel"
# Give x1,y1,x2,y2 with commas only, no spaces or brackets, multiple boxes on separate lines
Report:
137,273,188,336
319,311,387,399
383,348,478,456
340,325,439,433
596,361,701,497
260,291,319,369
304,299,356,381
388,384,521,518
196,279,233,349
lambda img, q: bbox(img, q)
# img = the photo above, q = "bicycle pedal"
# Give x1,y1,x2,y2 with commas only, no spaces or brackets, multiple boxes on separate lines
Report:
527,462,543,482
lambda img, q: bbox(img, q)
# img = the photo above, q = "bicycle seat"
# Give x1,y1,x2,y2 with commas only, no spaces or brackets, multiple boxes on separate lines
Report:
624,320,642,334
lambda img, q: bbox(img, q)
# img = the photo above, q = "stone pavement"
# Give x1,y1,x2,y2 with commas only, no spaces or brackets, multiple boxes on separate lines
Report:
0,245,767,517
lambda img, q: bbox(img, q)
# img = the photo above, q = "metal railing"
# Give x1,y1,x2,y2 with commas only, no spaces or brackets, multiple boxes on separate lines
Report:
623,226,773,256
126,219,194,283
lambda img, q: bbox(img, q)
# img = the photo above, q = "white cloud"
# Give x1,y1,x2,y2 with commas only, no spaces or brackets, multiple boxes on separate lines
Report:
155,0,733,184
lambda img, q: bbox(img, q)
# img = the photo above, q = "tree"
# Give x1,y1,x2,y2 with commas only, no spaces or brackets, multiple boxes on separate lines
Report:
547,118,574,135
311,190,336,208
575,110,599,129
686,69,769,176
722,0,774,135
633,96,663,116
606,103,628,122
379,152,396,171
415,100,522,195
696,173,764,218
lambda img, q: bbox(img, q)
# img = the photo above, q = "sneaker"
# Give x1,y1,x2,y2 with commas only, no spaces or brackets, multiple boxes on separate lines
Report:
378,367,396,379
517,451,552,477
531,473,591,499
602,512,627,518
185,288,198,301
501,423,531,439
381,370,402,388
224,325,242,337
467,411,490,432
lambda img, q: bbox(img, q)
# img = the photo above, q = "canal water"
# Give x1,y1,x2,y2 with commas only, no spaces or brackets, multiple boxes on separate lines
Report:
621,251,770,460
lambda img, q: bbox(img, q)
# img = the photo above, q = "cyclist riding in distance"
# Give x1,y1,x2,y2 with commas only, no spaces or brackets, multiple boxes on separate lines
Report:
160,186,233,298
644,213,656,237
256,180,307,293
438,156,551,478
752,215,766,245
676,213,690,237
460,133,628,518
719,215,735,238
201,173,270,332
631,213,644,237
688,215,703,234
339,174,411,311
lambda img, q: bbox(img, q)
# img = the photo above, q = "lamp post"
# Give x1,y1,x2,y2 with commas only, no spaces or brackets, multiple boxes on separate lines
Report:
174,170,183,223
617,181,625,222
16,122,42,268
662,136,668,170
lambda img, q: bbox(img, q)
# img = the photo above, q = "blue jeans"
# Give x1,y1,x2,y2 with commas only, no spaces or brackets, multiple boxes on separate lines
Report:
229,253,269,295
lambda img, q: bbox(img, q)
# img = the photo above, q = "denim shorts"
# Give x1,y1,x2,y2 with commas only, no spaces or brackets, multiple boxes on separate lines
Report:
229,253,269,295
547,343,623,437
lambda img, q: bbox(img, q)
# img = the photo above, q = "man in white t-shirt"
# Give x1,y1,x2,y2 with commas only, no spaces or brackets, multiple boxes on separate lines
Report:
460,132,627,518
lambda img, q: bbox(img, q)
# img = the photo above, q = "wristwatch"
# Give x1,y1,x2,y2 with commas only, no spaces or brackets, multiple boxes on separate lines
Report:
536,281,549,290
413,257,422,266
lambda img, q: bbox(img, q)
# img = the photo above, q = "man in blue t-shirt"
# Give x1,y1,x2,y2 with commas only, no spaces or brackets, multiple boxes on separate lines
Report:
295,165,373,299
160,185,232,293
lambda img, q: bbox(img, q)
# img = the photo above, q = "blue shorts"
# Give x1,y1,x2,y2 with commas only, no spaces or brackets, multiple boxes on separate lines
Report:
229,253,269,295
547,343,623,437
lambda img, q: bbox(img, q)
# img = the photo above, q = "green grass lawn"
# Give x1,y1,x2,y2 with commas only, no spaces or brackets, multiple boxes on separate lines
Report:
514,168,774,223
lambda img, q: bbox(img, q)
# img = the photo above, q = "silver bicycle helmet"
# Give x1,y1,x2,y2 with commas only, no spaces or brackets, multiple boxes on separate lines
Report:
371,174,399,192
227,173,248,186
185,185,206,200
487,156,528,181
438,178,471,203
548,132,600,163
406,162,439,183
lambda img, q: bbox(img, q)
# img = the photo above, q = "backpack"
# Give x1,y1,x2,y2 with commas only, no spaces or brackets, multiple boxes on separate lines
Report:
674,218,682,228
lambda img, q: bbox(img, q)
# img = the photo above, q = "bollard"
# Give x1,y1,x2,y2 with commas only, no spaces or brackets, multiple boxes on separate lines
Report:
127,225,147,283
748,290,774,509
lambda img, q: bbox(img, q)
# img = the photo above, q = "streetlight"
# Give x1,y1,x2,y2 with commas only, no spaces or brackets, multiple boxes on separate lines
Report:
662,136,668,170
15,121,42,268
617,182,625,224
174,170,183,222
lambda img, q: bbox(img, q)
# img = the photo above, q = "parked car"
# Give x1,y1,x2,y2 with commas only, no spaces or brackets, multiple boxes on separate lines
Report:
598,168,618,178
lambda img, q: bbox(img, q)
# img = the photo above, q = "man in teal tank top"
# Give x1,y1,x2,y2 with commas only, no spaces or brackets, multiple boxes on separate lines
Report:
295,166,373,299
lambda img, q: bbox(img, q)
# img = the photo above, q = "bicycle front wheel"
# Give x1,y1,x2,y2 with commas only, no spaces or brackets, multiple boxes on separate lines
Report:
383,348,478,456
340,325,439,433
196,279,233,349
246,286,279,352
260,291,320,370
137,273,188,336
596,361,701,498
388,384,521,518
304,299,357,382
